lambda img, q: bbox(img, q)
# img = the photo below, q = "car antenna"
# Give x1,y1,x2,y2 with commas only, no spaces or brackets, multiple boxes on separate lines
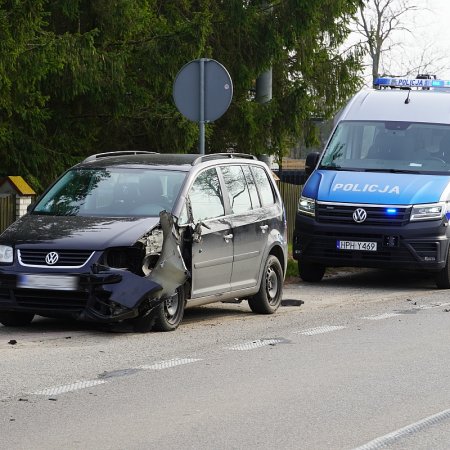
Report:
404,88,411,104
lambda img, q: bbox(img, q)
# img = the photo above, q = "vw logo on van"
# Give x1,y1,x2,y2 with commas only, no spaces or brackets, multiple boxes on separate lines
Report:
353,208,367,223
45,252,59,265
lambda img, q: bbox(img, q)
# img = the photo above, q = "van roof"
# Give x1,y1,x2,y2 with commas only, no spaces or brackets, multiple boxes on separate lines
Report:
341,89,450,125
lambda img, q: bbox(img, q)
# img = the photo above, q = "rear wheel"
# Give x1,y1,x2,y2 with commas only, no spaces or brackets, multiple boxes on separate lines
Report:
248,255,283,314
0,311,35,327
435,247,450,289
298,261,325,282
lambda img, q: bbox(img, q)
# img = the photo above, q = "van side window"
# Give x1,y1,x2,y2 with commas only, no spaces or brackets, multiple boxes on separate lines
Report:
221,165,252,214
242,165,261,209
252,166,275,206
189,168,225,221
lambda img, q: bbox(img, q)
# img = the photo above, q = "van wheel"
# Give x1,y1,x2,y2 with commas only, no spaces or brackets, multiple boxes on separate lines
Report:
152,285,186,331
0,311,35,327
435,249,450,289
248,255,283,314
298,261,325,282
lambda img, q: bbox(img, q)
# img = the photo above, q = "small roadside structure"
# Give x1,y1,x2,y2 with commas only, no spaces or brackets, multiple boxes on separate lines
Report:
0,176,36,220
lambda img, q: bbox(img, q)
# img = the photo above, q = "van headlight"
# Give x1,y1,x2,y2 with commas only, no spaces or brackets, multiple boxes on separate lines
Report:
410,202,446,221
0,245,13,264
298,196,315,217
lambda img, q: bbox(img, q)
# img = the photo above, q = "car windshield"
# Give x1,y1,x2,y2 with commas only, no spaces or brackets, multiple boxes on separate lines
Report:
33,168,186,217
319,120,450,174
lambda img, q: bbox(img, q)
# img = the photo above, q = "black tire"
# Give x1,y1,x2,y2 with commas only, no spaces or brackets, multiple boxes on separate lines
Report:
435,248,450,289
152,285,186,331
248,255,283,314
0,311,35,327
298,261,325,282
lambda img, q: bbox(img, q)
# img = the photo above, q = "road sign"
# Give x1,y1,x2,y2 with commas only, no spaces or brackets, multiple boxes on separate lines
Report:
173,59,233,154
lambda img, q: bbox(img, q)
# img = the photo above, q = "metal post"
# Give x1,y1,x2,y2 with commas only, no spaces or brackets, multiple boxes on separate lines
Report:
199,58,206,155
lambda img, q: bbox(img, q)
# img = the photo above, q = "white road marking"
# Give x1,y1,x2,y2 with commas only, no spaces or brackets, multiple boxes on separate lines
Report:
31,380,107,396
227,339,284,351
416,302,450,310
362,313,401,320
295,325,346,336
138,358,202,370
353,408,450,450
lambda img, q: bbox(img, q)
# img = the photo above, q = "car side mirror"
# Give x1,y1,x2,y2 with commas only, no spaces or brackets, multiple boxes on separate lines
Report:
305,152,321,176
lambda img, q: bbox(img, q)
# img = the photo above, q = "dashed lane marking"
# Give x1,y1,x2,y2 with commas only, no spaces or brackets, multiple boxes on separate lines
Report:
295,325,346,336
415,302,450,310
138,358,202,370
31,379,107,396
227,339,284,351
362,313,401,320
353,408,450,450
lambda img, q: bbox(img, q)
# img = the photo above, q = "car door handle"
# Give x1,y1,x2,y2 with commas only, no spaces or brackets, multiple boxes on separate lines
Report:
223,233,234,242
260,225,269,233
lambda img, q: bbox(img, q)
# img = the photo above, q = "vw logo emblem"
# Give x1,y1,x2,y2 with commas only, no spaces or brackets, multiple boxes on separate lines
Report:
353,208,367,223
45,252,59,265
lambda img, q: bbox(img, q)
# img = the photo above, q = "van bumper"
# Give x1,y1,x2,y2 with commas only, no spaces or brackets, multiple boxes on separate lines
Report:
293,214,450,271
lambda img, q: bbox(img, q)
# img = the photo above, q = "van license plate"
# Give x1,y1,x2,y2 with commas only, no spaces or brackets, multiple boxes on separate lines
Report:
337,241,377,251
17,274,78,291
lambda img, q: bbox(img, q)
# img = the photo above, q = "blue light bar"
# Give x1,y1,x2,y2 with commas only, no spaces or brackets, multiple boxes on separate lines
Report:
374,77,450,88
386,208,397,215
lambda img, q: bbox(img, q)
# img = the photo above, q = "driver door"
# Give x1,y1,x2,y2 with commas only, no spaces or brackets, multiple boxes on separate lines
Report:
188,168,233,298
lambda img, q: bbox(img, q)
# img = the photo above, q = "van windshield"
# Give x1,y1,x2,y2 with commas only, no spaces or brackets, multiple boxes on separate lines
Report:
33,168,186,217
319,121,450,174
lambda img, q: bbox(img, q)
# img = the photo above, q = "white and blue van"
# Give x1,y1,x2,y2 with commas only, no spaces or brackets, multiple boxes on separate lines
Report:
293,77,450,288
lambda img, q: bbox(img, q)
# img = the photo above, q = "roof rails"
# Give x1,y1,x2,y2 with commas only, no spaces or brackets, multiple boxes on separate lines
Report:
82,151,158,163
192,153,257,166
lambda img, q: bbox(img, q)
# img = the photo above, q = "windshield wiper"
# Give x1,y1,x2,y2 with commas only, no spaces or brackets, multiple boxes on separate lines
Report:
363,168,421,174
319,166,363,172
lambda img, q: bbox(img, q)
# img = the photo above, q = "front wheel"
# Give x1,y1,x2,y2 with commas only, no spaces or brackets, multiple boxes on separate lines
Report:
248,255,283,314
298,261,325,282
152,285,186,332
0,311,35,327
435,248,450,289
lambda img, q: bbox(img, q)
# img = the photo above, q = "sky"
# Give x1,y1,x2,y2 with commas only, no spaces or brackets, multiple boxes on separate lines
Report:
349,0,450,82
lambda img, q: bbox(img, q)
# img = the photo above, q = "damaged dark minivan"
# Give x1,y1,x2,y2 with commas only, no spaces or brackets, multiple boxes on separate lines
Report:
0,152,287,331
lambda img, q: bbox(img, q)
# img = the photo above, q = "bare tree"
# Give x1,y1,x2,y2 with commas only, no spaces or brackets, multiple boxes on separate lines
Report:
355,0,419,85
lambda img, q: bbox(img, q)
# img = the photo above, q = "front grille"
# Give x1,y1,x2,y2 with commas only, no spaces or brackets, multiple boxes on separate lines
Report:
18,250,94,267
316,203,411,226
13,289,89,311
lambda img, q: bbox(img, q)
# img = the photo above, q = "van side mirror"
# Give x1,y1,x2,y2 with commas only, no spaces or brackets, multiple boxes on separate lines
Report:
305,152,321,176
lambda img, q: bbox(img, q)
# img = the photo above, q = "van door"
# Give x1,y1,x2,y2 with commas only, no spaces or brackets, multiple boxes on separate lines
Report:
188,168,233,298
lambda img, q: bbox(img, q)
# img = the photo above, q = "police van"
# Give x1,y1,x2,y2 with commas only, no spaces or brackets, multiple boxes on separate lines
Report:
293,77,450,288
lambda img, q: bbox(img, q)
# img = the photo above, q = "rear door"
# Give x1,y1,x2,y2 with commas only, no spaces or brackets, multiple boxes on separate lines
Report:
220,164,268,290
188,167,233,298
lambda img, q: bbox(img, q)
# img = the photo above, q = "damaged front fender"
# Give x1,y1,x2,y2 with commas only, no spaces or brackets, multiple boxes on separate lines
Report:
147,210,189,299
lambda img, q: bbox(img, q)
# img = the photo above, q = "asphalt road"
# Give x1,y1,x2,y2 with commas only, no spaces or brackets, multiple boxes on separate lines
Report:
2,268,450,449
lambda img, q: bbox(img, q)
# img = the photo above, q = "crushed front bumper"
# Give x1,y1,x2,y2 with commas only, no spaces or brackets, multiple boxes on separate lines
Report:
0,268,163,322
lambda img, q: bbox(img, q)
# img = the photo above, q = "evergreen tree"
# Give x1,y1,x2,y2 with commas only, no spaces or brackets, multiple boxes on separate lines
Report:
0,0,363,190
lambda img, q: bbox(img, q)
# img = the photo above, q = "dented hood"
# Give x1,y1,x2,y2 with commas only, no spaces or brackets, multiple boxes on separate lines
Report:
0,214,160,249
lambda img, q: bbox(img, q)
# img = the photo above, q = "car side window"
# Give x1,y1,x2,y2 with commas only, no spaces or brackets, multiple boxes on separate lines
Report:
251,166,275,206
242,165,261,209
189,168,225,221
221,165,252,214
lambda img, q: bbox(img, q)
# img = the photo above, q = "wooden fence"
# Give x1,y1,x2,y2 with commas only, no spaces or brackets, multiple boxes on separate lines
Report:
0,194,15,234
278,181,302,245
